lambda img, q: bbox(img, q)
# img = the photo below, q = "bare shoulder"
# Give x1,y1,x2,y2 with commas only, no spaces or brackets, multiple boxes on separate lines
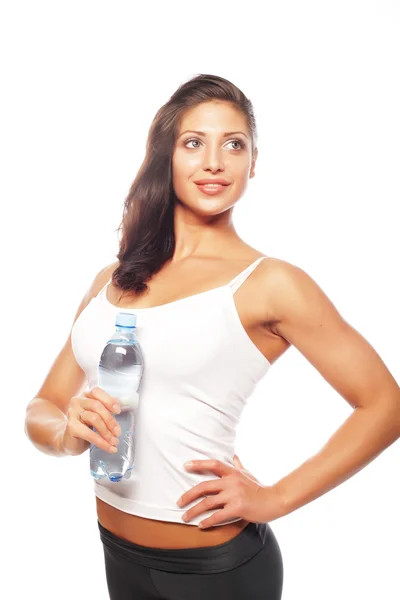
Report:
260,256,315,293
262,257,345,340
262,257,400,414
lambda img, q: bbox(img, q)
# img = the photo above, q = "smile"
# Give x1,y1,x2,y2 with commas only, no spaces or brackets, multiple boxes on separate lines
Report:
195,183,230,196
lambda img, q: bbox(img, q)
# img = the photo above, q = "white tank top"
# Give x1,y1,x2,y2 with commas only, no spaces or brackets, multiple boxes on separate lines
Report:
71,256,272,527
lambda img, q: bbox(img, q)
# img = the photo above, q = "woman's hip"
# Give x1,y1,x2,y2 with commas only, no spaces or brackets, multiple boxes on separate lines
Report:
99,519,284,599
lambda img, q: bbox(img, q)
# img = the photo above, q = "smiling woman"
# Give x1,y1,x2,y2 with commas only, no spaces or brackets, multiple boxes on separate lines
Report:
25,71,400,600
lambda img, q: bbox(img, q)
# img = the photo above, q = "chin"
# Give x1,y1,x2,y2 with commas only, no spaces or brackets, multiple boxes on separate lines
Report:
175,189,240,214
194,200,238,216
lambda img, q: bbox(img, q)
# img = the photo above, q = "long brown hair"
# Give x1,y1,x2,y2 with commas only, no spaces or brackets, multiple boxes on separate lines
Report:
112,73,258,301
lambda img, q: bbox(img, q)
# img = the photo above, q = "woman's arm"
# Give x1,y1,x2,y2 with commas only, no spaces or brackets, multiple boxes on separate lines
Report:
25,396,70,457
24,262,118,457
265,260,400,515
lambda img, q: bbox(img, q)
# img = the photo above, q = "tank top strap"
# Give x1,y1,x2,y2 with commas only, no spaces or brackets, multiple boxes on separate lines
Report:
228,256,268,294
97,277,112,298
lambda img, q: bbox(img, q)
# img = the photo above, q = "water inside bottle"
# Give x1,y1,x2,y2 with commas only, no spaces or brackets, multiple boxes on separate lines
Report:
90,339,143,482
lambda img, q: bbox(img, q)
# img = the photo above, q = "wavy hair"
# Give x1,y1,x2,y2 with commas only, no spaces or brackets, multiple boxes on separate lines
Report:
111,73,258,301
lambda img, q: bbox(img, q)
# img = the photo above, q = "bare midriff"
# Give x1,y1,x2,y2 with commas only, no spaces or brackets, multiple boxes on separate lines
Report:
96,497,249,548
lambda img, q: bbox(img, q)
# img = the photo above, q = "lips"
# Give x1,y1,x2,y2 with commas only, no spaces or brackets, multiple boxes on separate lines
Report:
194,179,230,186
195,183,229,196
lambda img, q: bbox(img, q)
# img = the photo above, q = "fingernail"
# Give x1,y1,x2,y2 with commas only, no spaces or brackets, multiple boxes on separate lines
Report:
184,461,193,468
113,425,120,435
113,404,121,414
177,497,183,506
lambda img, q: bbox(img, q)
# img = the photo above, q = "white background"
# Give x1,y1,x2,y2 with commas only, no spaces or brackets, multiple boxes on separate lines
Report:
3,1,399,598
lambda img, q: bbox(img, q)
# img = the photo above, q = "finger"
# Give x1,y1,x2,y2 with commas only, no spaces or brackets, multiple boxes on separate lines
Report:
198,508,238,530
68,420,118,454
90,385,121,414
182,491,228,523
178,479,222,508
79,406,120,448
232,454,244,470
184,459,233,477
82,396,121,438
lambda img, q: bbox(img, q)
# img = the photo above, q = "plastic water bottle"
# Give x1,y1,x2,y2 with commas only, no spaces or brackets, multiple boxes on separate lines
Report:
90,312,144,483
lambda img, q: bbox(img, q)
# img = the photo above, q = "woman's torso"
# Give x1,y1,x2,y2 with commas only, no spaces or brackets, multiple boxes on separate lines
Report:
94,247,290,548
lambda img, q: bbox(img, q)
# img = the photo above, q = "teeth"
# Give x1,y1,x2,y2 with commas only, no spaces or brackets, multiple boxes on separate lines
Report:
202,184,222,187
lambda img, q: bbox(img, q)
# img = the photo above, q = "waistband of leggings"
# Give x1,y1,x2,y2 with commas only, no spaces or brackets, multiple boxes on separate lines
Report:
98,519,271,574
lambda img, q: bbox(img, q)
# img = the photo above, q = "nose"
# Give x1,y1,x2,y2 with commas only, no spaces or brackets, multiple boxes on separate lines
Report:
202,142,225,172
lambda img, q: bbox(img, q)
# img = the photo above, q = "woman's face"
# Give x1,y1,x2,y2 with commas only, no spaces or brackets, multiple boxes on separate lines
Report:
172,100,257,216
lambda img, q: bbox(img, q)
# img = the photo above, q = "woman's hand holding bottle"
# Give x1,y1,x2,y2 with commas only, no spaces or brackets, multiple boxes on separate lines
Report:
61,386,121,456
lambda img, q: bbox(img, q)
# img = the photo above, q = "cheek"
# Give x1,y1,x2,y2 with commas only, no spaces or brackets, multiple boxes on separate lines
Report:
179,155,201,172
173,146,193,162
172,169,188,194
172,165,200,195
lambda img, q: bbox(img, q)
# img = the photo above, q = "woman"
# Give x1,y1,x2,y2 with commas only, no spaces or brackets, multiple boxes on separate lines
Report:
25,74,400,600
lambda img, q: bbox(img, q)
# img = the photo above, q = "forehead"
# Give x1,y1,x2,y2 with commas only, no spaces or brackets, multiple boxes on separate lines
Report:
178,101,247,132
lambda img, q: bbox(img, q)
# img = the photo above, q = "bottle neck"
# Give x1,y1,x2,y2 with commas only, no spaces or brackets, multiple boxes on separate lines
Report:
113,325,137,340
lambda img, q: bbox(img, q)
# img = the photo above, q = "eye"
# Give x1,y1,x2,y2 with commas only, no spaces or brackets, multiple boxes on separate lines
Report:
184,138,245,150
228,139,246,150
185,138,202,149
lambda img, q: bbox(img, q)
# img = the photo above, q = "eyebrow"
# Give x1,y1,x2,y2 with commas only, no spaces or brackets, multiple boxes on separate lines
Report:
178,130,249,139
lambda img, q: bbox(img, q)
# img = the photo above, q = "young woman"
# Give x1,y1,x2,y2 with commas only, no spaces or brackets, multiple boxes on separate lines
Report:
25,73,400,600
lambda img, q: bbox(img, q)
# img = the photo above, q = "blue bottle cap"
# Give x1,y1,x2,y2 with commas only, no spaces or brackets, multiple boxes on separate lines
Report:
115,312,137,328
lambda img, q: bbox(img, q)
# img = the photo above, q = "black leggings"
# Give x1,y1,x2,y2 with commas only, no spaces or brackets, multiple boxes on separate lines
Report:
98,519,284,599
